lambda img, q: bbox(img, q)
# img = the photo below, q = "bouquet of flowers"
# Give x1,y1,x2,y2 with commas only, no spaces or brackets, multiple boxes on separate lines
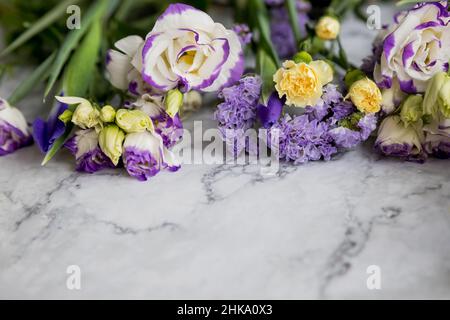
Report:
214,0,381,163
362,0,450,161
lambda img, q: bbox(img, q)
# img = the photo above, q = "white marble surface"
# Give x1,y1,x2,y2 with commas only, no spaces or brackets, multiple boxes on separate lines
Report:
1,4,450,300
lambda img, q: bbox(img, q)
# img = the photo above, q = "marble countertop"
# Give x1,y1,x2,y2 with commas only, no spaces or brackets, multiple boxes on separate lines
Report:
1,4,449,299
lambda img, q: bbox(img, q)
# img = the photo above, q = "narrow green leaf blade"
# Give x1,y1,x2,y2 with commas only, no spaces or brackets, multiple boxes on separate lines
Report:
8,52,56,105
63,20,102,97
41,123,73,166
44,0,109,99
285,0,301,47
257,48,277,105
0,0,81,58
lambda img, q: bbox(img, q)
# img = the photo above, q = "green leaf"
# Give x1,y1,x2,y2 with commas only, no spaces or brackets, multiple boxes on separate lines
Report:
257,48,277,105
63,20,102,97
337,37,349,70
44,0,109,99
285,0,301,47
41,123,73,166
7,52,56,105
251,0,280,67
0,0,81,58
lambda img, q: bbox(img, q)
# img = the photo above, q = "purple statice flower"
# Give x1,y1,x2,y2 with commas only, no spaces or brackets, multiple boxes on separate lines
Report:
257,93,284,128
270,114,338,164
0,97,33,156
65,129,116,173
267,84,378,163
123,131,180,181
215,75,262,131
33,98,68,153
151,111,183,148
268,0,311,59
233,24,253,46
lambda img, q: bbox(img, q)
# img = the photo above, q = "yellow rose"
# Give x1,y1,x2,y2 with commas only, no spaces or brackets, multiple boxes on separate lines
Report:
347,78,382,113
315,16,340,41
273,60,333,108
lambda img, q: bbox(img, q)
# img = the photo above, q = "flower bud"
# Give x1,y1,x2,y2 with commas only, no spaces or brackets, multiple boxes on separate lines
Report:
438,76,450,118
347,78,382,114
315,16,340,40
58,109,73,124
165,89,183,118
182,90,202,112
55,96,100,129
375,115,424,159
400,95,423,126
293,51,313,64
98,125,125,166
423,72,449,118
100,105,116,123
115,109,153,133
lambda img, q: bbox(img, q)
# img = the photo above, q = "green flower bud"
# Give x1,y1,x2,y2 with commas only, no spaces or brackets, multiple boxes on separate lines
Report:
344,69,366,89
165,89,183,118
400,95,423,126
293,51,313,64
100,105,116,123
423,72,448,119
55,96,100,129
115,109,153,133
438,77,450,118
58,109,73,124
98,125,125,166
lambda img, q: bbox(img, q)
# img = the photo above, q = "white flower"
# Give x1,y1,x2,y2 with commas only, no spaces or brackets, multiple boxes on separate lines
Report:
0,97,32,155
141,3,244,92
374,2,450,93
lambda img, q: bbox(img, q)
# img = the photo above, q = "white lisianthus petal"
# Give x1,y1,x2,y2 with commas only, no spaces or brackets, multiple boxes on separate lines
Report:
55,96,90,106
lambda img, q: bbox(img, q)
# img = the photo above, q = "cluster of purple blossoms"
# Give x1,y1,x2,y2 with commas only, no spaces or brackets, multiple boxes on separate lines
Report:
214,75,262,155
266,0,311,59
233,24,253,46
269,85,378,164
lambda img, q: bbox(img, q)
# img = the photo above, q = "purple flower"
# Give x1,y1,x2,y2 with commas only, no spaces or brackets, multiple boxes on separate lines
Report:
271,114,338,164
257,93,283,128
0,98,33,156
268,1,311,59
215,75,262,131
123,131,180,181
32,99,68,153
152,111,183,148
65,129,116,173
233,24,253,46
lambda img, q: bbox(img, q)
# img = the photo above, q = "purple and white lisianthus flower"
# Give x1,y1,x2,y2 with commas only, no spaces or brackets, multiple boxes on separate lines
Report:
375,115,425,161
0,97,33,156
65,129,115,173
123,131,180,181
423,116,450,158
141,3,244,92
374,1,450,94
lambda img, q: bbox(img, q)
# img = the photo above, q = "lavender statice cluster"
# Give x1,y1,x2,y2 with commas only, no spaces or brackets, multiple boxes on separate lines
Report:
269,85,378,164
214,75,262,155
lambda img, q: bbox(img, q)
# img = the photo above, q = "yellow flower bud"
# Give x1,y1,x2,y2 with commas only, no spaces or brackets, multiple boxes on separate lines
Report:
55,96,100,129
400,95,423,126
347,78,382,113
273,60,333,108
58,109,73,124
315,16,340,41
100,105,116,123
165,89,183,118
98,125,125,166
115,109,153,133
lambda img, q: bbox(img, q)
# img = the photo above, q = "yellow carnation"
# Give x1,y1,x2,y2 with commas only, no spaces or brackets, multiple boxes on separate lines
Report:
273,60,333,108
348,78,382,114
315,16,340,40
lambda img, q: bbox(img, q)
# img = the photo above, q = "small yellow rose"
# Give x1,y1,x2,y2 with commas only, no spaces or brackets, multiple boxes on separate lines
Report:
348,78,382,114
315,16,340,41
273,60,333,108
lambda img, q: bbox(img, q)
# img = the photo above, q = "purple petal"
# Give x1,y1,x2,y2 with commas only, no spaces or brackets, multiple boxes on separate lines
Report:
257,93,283,128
